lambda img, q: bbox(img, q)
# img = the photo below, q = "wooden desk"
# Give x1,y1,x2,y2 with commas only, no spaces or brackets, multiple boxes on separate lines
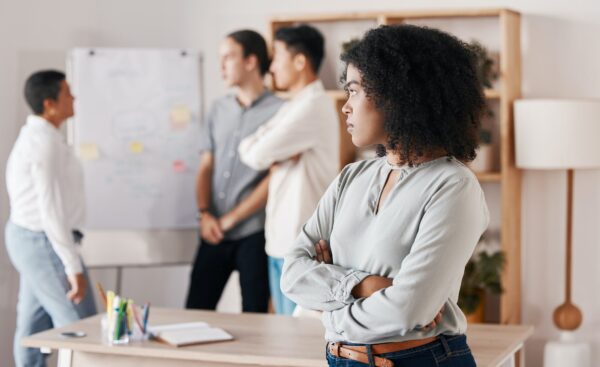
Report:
22,308,533,367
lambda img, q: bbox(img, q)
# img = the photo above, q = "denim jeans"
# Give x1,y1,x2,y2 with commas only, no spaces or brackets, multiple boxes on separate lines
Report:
268,256,296,315
186,231,270,312
326,334,476,367
5,221,97,367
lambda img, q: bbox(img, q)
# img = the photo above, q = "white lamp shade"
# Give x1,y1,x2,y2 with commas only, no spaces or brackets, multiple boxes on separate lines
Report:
514,99,600,169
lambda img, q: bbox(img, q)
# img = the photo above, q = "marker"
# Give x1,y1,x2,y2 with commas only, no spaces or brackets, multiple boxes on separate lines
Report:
142,303,150,333
112,296,121,341
119,300,128,337
131,303,144,333
106,291,115,323
126,299,133,335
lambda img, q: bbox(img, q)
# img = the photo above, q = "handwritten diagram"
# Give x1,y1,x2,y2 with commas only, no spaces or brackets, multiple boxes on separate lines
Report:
70,48,202,229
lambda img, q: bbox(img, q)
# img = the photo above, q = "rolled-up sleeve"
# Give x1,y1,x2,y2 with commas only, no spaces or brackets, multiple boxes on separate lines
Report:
238,101,321,170
322,177,489,342
281,168,371,312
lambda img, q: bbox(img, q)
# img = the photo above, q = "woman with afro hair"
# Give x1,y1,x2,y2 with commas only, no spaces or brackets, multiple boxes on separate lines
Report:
281,25,489,367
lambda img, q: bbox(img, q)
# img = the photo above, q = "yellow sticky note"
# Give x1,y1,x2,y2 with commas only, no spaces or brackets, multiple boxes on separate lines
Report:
79,144,99,160
130,142,144,154
170,105,191,130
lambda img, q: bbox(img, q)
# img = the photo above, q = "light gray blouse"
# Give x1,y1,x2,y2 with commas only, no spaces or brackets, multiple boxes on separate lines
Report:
281,156,489,344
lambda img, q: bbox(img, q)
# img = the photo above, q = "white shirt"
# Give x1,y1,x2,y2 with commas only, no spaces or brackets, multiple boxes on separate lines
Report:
239,80,340,258
6,115,85,275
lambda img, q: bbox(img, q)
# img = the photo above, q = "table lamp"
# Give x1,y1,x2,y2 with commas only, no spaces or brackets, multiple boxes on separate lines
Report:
514,99,600,367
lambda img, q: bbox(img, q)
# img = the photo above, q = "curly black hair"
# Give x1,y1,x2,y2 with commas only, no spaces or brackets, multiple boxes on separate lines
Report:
341,25,485,164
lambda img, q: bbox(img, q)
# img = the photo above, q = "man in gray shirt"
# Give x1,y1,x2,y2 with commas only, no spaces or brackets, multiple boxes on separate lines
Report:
186,30,283,312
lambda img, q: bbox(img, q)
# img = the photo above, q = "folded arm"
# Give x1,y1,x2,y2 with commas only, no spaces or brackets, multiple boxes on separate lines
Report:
238,103,320,170
316,240,444,332
281,170,371,311
322,178,489,342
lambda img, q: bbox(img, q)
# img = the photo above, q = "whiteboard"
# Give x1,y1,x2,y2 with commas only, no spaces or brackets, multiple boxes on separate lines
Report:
69,48,202,230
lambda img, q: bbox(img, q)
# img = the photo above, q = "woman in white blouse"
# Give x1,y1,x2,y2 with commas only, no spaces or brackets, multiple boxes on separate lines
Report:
281,25,489,367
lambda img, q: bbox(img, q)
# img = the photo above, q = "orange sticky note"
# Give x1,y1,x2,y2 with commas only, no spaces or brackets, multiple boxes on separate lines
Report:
170,105,191,130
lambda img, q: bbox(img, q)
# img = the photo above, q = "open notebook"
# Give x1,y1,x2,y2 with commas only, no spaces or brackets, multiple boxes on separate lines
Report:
148,322,233,347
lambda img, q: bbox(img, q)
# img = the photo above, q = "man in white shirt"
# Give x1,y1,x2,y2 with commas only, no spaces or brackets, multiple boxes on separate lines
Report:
5,70,96,367
239,25,340,315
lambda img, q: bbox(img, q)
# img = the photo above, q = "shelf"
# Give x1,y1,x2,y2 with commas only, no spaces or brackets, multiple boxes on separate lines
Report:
271,13,380,24
484,89,501,99
475,171,501,182
270,9,516,25
326,89,500,101
326,90,347,100
383,8,514,20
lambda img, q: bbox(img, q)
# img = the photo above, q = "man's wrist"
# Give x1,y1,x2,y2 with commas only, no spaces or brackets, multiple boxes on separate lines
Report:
227,209,241,223
197,208,211,219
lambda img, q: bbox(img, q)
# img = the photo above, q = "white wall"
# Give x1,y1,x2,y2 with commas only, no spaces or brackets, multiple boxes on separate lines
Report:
0,0,199,363
1,0,600,366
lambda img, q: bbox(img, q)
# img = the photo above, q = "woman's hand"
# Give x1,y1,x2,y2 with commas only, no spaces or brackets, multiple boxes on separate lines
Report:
313,241,395,299
351,275,393,298
314,239,333,264
420,305,445,331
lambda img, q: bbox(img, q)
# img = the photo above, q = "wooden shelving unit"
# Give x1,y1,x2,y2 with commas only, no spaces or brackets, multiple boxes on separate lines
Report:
476,171,502,182
270,8,522,325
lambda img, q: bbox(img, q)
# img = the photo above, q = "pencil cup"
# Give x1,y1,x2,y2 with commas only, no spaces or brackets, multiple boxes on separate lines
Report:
101,313,130,345
128,321,149,342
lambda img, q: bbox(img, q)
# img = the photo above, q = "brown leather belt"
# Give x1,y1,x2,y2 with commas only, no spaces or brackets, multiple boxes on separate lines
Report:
327,336,438,367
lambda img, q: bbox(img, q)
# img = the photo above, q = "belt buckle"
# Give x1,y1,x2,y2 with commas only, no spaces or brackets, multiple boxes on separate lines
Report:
329,342,394,367
328,342,342,358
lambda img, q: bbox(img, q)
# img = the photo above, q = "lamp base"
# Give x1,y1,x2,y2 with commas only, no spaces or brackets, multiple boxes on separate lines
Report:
544,332,590,367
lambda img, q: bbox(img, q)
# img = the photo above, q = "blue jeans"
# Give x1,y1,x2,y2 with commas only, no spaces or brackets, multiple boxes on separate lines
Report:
326,334,476,367
268,256,296,315
5,221,97,367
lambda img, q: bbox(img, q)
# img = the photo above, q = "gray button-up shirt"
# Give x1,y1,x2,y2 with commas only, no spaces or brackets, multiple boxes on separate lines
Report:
199,91,283,240
281,156,489,344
